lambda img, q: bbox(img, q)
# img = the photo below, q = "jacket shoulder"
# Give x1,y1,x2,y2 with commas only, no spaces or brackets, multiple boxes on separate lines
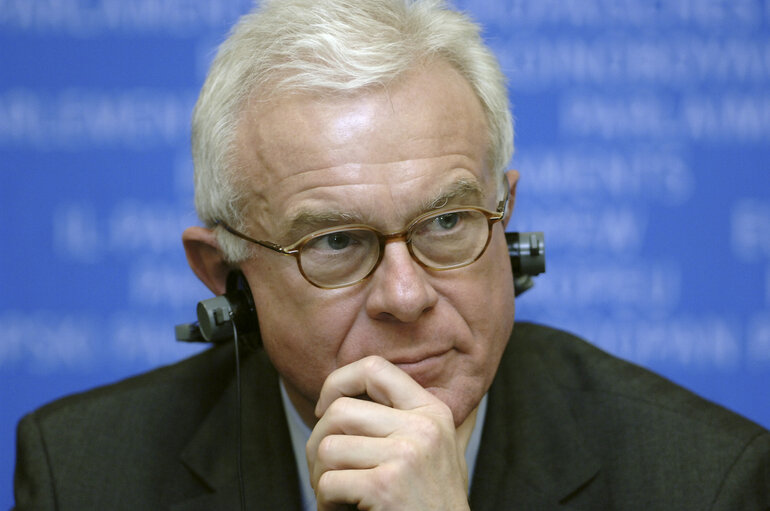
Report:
506,322,770,509
14,344,241,510
512,322,764,436
31,342,236,423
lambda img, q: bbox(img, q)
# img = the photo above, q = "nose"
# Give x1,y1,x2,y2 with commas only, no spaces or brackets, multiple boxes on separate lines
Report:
365,241,438,323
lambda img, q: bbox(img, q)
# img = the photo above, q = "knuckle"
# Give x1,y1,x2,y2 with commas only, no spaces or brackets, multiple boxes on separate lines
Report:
316,469,335,495
394,437,420,464
412,415,444,446
373,462,400,497
423,418,444,443
326,396,352,418
317,435,337,460
362,354,385,371
431,399,455,422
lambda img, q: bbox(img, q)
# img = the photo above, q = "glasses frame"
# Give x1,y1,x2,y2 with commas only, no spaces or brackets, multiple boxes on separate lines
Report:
217,181,510,289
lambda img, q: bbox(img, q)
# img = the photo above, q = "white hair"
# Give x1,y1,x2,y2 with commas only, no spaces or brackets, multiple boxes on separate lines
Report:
191,0,514,262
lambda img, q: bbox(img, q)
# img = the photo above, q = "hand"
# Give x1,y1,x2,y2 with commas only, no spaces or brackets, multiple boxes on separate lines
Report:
306,355,477,511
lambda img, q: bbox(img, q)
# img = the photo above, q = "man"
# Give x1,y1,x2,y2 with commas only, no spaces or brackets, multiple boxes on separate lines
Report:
14,0,769,509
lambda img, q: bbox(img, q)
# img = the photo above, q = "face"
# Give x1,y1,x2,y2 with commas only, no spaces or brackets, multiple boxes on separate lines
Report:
233,61,516,427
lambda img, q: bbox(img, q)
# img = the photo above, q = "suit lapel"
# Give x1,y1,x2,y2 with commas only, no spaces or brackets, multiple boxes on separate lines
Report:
470,323,601,509
173,348,303,511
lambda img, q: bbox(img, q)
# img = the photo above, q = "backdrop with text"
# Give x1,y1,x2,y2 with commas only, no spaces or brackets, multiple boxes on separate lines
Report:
2,0,769,507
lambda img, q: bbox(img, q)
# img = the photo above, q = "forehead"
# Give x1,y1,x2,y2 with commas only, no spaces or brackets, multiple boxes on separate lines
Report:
234,60,493,234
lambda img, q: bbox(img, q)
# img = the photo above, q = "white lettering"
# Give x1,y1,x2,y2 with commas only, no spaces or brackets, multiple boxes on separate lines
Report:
53,203,102,263
128,263,208,309
51,200,194,261
0,89,196,149
108,200,189,254
731,200,770,262
525,262,681,310
110,314,204,365
518,149,693,204
519,207,647,254
747,315,770,365
0,311,95,371
573,317,741,369
561,94,677,139
464,0,759,29
0,0,252,35
563,93,770,140
505,38,770,91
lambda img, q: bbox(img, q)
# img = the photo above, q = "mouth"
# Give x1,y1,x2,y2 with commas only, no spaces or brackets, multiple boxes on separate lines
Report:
392,349,452,387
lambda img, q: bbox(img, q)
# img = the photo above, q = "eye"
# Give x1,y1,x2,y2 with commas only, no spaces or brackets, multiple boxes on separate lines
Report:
303,228,377,256
434,212,460,230
322,232,353,250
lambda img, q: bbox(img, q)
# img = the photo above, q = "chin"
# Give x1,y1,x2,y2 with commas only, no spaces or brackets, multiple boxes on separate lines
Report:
426,385,483,428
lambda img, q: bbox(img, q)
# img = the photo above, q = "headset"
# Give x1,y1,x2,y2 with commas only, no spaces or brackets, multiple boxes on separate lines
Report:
175,231,545,347
175,270,259,345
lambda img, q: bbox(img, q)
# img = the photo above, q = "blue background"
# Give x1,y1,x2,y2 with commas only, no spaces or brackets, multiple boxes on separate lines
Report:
2,0,769,507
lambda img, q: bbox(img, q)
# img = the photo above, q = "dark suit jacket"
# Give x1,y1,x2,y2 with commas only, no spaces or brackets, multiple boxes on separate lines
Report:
14,322,770,510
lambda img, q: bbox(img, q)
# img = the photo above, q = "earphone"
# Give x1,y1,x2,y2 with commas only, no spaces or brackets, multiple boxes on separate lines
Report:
175,270,261,347
507,231,546,296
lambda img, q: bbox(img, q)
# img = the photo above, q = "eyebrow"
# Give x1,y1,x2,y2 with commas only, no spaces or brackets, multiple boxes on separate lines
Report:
423,178,485,211
283,177,487,242
284,210,360,242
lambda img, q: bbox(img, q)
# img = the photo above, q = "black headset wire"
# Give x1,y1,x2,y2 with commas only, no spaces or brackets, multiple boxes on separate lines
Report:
232,319,247,511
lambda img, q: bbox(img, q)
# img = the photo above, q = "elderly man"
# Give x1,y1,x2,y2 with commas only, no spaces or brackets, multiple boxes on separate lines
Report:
14,0,769,509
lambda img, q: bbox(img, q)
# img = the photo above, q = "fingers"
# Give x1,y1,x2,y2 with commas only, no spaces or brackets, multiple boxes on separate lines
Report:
307,398,420,490
315,468,377,511
312,431,469,511
307,356,471,510
314,355,445,418
310,433,389,493
308,355,454,488
311,395,404,439
315,434,391,471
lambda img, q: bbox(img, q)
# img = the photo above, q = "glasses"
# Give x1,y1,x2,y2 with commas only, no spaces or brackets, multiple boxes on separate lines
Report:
218,186,509,289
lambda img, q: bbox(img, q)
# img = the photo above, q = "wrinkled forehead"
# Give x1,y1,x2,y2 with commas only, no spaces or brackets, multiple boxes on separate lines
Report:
231,61,495,229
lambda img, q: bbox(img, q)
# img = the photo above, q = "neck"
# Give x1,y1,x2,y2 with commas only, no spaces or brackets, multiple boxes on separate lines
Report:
283,382,319,428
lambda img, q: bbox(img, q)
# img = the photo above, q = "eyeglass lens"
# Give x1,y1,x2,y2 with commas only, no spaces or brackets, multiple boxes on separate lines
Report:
297,209,492,287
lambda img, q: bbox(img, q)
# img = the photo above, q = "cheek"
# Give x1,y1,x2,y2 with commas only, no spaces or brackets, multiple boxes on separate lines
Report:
244,263,363,400
455,235,514,338
443,234,514,376
440,242,514,424
480,237,515,353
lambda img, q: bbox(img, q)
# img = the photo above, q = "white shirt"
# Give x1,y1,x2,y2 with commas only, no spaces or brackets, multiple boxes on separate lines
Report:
280,380,488,511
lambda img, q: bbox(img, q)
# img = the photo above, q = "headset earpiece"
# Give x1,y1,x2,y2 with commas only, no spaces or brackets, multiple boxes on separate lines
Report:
507,231,546,296
176,270,261,348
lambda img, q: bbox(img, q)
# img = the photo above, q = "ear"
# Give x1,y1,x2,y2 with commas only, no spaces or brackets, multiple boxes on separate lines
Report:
502,169,520,227
182,226,231,296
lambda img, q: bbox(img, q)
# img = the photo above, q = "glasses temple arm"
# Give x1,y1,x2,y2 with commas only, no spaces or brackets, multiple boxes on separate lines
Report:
215,220,289,254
